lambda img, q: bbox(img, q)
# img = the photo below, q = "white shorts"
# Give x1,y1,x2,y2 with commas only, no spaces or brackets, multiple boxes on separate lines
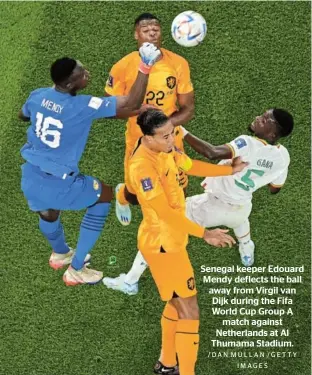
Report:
185,192,252,229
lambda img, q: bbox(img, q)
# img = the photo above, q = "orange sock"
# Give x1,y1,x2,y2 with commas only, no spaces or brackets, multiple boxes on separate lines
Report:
160,303,178,367
176,319,200,375
116,183,128,205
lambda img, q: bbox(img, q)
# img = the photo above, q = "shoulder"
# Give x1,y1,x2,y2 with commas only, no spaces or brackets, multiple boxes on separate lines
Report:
277,144,290,166
130,158,155,182
111,51,139,69
78,95,115,109
130,150,156,173
27,87,49,99
231,134,252,148
31,87,47,94
163,48,188,63
162,49,190,69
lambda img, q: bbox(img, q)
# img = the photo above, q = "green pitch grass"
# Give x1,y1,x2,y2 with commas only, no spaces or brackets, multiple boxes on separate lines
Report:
0,2,310,375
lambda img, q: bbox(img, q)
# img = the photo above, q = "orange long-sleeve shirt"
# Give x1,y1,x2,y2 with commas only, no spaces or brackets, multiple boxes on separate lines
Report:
105,48,193,151
128,143,233,254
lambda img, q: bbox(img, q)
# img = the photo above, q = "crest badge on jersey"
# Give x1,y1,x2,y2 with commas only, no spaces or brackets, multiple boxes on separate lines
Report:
234,138,247,149
166,76,176,89
106,75,113,88
187,277,195,291
141,177,153,192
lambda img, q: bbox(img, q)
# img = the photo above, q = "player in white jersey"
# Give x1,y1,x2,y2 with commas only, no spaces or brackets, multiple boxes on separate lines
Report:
103,108,293,295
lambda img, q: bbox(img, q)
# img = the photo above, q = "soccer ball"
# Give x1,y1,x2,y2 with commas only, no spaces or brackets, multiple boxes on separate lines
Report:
171,11,207,47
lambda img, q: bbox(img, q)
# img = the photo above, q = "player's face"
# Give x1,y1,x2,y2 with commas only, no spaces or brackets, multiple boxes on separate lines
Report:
249,110,277,139
69,61,90,91
135,20,162,48
150,121,175,153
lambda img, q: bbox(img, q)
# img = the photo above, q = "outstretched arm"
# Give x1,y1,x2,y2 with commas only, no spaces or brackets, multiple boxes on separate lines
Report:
147,193,235,248
183,129,233,160
114,43,161,118
115,72,150,118
174,150,247,177
132,165,235,248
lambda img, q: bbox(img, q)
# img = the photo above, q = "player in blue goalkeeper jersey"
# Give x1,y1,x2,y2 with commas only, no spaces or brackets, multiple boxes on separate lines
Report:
19,43,161,286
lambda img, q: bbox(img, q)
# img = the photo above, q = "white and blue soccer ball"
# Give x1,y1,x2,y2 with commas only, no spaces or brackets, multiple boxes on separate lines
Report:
171,11,207,47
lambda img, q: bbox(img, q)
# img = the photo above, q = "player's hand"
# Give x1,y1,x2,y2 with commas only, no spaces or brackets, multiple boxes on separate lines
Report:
139,42,161,67
231,157,248,174
203,228,236,248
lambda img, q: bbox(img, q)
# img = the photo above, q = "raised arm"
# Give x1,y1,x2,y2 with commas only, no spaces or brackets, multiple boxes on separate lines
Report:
169,92,195,126
114,43,160,119
169,57,195,126
183,128,232,160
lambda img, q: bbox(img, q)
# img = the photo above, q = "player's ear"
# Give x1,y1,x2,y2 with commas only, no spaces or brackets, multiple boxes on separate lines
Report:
134,30,139,41
145,135,153,144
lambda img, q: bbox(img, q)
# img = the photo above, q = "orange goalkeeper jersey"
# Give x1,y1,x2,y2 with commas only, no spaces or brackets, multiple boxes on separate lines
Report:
105,48,193,149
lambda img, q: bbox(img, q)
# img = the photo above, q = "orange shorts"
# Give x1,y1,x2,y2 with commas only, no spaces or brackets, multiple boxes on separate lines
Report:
142,247,197,302
124,126,188,192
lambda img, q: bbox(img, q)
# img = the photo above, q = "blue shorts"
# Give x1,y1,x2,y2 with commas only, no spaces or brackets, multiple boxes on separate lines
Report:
21,163,102,211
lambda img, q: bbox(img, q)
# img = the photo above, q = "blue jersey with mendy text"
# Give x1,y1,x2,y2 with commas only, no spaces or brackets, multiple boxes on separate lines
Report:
21,87,117,177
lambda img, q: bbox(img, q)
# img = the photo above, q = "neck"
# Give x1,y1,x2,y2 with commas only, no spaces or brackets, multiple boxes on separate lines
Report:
54,85,76,96
142,137,159,154
255,135,276,145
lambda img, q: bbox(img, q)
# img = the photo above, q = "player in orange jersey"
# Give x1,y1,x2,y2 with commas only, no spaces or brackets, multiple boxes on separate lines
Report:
106,109,246,375
105,13,195,226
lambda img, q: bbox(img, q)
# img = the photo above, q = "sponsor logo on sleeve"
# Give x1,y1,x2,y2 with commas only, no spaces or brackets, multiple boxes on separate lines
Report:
234,138,247,149
88,97,103,110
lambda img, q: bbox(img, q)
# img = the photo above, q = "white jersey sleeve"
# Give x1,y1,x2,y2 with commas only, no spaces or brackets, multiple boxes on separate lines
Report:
268,145,289,187
270,168,288,187
227,135,251,159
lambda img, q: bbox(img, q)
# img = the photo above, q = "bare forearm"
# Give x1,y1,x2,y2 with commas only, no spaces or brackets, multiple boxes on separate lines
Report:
169,107,194,126
184,133,232,160
184,132,216,158
124,71,149,111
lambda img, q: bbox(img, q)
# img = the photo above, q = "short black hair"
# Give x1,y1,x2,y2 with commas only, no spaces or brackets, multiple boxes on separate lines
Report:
137,109,168,136
50,57,77,85
272,108,294,137
134,13,160,26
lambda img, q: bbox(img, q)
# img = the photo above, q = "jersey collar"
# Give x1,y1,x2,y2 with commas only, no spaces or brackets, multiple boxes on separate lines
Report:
254,136,280,148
